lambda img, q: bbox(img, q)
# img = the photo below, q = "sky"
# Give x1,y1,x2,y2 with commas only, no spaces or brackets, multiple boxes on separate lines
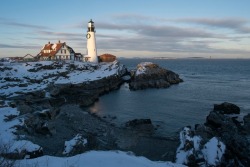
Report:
0,0,250,59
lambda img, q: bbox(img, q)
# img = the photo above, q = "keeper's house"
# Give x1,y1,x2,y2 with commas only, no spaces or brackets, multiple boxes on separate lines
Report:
37,41,82,61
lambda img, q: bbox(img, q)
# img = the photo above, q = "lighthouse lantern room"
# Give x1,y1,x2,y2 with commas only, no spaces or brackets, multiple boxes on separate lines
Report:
86,19,98,63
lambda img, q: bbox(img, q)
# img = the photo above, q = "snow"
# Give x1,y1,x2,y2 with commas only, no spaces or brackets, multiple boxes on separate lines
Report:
51,44,57,49
175,127,202,164
0,102,42,155
202,137,226,166
0,61,124,97
175,127,226,166
18,151,186,167
63,134,87,155
135,62,153,76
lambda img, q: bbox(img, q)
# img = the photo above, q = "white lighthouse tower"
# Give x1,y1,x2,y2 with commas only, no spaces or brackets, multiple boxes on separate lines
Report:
86,19,98,63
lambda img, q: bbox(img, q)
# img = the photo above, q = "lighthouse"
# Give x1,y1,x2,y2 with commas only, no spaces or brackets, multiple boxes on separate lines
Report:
86,19,98,63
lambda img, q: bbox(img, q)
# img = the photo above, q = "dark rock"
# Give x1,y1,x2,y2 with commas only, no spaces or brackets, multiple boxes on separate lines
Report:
206,111,226,128
8,101,16,108
187,154,198,167
184,140,194,151
50,108,60,120
49,97,66,107
49,87,60,97
214,102,240,114
201,103,250,166
24,115,53,136
243,114,250,133
125,119,152,127
125,119,154,134
28,90,46,99
17,103,33,114
1,146,43,160
19,83,28,87
79,95,99,107
129,62,183,90
4,114,18,121
26,147,43,159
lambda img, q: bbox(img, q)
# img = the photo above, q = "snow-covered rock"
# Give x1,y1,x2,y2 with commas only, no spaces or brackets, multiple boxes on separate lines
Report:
63,134,87,155
202,137,225,166
0,101,43,159
175,126,226,166
130,62,183,90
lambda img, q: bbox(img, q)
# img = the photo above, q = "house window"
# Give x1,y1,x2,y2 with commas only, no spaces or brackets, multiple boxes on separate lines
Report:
61,50,63,54
64,50,66,54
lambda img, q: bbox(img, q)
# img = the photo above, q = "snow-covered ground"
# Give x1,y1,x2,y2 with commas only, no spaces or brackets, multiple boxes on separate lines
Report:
17,151,186,167
0,60,124,97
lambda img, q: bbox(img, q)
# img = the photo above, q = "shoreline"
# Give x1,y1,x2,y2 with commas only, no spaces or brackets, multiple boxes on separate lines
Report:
17,103,179,161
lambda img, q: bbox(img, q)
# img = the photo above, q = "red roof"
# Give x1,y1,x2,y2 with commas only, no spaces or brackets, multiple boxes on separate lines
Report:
38,42,64,57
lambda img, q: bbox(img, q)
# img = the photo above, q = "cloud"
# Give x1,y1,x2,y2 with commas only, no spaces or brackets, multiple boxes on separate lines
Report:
0,17,50,30
0,43,40,49
36,31,81,37
2,15,250,58
177,18,250,33
96,22,220,39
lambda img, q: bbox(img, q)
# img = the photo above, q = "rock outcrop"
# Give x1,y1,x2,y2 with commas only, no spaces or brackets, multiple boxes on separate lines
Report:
176,102,250,166
125,119,154,134
129,62,183,90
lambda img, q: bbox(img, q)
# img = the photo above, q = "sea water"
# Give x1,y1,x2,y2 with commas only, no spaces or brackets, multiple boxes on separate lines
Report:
88,59,250,137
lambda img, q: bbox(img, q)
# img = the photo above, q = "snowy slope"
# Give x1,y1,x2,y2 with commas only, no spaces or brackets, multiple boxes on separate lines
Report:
0,61,124,97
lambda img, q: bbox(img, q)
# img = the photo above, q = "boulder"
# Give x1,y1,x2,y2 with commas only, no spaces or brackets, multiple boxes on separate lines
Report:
125,119,152,127
214,102,240,114
129,62,183,90
125,119,154,133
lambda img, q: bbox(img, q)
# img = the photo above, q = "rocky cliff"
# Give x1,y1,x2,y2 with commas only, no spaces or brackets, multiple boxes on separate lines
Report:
0,60,127,159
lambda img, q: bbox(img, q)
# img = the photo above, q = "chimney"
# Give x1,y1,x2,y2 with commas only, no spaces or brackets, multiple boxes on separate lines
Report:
48,41,50,44
58,40,61,43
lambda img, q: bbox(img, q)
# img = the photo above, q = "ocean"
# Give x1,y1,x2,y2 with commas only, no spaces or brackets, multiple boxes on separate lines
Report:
87,58,250,137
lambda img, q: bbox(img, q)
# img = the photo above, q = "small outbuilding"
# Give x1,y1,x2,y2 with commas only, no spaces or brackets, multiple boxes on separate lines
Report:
23,54,36,61
99,53,116,62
